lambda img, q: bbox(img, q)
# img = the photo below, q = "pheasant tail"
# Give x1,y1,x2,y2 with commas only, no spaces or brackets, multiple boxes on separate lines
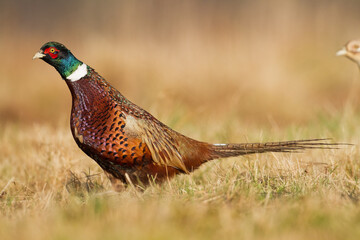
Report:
209,138,337,159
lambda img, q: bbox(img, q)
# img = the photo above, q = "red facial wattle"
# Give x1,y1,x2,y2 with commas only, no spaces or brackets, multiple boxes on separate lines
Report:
44,47,59,59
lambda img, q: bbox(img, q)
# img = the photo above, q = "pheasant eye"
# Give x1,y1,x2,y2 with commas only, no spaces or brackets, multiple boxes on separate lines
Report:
45,47,59,59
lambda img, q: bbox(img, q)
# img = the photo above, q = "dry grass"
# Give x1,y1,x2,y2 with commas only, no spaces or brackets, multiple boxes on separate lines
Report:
0,114,358,240
1,0,360,239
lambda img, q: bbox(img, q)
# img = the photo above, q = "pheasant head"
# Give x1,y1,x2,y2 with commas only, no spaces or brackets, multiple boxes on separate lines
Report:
336,40,360,66
33,41,86,81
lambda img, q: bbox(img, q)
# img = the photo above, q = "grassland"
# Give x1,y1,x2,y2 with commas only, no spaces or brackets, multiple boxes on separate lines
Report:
1,1,360,239
0,112,359,240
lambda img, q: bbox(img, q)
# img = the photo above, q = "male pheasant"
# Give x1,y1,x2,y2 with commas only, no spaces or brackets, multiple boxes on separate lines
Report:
34,42,337,189
337,39,360,66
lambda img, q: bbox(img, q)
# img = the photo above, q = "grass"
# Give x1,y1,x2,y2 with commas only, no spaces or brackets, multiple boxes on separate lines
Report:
0,110,359,240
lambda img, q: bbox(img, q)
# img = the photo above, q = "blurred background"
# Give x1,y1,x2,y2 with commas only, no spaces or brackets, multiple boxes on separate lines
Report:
1,0,360,131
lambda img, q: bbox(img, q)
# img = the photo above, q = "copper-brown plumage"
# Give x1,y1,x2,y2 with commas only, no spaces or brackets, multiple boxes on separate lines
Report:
67,68,336,187
34,42,341,190
67,67,214,185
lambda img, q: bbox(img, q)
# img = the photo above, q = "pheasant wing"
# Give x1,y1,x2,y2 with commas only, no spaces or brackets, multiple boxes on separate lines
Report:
124,114,189,173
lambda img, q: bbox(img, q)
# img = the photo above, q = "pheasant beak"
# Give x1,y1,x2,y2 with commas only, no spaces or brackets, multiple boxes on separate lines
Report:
33,51,46,60
336,47,348,56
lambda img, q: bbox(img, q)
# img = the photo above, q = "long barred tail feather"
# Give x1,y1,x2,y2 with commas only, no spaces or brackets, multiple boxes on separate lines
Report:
210,138,349,159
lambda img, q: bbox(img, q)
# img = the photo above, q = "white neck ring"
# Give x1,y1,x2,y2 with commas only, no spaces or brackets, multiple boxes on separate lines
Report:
66,63,88,82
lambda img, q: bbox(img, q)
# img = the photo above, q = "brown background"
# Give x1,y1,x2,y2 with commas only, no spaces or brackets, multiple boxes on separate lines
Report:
1,0,360,128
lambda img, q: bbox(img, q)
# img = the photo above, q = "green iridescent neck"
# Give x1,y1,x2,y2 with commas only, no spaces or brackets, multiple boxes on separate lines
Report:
56,54,83,79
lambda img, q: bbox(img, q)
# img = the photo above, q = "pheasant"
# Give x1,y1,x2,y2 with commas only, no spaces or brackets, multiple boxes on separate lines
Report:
34,42,339,189
336,39,360,66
